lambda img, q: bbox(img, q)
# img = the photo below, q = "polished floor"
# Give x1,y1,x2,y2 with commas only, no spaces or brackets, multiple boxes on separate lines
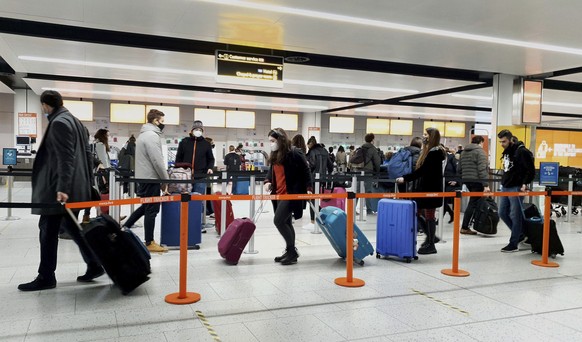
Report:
1,181,582,341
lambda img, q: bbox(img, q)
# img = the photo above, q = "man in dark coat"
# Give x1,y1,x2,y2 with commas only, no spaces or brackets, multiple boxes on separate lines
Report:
19,90,103,292
175,120,215,195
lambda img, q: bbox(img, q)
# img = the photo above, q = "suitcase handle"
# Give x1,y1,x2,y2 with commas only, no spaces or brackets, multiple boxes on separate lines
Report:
63,204,85,233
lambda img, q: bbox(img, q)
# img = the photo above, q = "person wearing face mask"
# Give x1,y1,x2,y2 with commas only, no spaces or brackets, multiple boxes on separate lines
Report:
264,128,313,265
19,90,103,291
396,127,446,255
121,109,169,253
175,120,215,195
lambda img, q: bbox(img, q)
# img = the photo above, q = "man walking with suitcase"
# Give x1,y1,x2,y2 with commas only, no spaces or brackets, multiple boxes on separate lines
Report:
19,90,104,291
497,130,535,252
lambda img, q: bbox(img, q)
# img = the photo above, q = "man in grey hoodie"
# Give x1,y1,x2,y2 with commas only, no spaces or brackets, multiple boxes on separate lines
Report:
122,109,169,253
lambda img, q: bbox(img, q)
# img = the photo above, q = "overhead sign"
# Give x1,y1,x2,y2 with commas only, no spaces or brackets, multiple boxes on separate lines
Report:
3,148,17,166
216,50,284,88
539,162,559,186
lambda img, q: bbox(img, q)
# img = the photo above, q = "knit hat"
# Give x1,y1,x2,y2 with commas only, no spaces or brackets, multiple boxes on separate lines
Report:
192,120,204,131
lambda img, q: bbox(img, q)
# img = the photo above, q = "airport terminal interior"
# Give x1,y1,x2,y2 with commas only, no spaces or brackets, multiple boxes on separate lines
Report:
2,1,582,341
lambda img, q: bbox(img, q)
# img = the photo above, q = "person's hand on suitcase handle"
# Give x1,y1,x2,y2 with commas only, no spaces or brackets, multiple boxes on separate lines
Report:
396,177,404,184
57,191,69,203
264,182,272,194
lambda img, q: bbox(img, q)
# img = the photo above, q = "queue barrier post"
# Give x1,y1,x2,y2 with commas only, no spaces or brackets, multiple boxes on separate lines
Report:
245,174,259,254
165,193,201,304
2,166,20,221
335,191,365,287
312,173,322,234
441,191,470,277
532,188,560,268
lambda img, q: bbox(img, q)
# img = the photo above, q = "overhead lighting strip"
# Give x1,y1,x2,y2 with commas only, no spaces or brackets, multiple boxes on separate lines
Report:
19,56,418,94
354,108,490,120
198,0,582,56
41,87,328,110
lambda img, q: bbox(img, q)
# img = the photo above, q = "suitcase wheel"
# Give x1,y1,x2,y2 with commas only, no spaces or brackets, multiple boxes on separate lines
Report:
414,256,419,260
561,207,567,215
405,258,412,263
357,260,365,266
550,254,557,259
556,212,562,218
376,253,380,259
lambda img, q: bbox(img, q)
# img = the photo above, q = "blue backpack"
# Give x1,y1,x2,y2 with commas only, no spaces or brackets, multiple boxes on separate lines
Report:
387,148,413,179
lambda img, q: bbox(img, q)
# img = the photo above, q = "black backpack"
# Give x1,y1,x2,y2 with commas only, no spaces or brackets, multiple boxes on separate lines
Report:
471,197,499,235
349,146,369,165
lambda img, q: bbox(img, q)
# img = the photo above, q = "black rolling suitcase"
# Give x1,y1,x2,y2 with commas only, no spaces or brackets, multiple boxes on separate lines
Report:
66,208,151,294
522,204,564,257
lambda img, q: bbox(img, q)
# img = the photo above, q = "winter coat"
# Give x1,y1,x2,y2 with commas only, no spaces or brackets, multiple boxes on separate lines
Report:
224,151,242,172
336,151,347,166
175,136,215,175
444,153,461,191
134,123,169,180
95,142,110,168
403,147,446,209
306,144,333,180
353,142,381,172
266,147,313,219
501,142,535,188
459,143,488,186
32,107,93,215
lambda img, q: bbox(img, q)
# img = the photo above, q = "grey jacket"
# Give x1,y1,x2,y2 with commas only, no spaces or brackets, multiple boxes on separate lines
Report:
135,123,169,180
32,107,93,215
459,143,488,186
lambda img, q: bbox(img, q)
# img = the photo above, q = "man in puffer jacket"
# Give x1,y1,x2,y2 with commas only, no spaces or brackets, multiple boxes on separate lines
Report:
459,135,490,234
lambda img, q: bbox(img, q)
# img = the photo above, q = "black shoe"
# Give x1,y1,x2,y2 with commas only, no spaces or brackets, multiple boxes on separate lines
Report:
77,266,105,282
501,244,518,253
418,245,437,255
280,249,299,265
274,248,292,263
18,274,56,292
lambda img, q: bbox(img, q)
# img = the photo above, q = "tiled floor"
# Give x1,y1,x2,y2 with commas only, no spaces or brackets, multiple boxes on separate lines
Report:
2,182,582,341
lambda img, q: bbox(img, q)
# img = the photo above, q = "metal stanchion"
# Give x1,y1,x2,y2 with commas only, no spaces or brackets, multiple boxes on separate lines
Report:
358,171,365,222
438,178,446,244
108,169,119,221
245,174,259,254
566,175,574,222
220,171,227,236
441,191,470,277
352,174,358,223
129,181,136,214
1,166,20,221
312,173,322,234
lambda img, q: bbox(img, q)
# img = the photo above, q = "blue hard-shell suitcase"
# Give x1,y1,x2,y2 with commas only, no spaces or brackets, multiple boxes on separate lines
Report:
317,206,374,266
233,180,250,195
161,200,203,248
376,199,418,263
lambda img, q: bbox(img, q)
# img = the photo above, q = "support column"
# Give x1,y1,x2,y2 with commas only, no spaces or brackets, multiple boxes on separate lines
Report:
301,112,322,141
490,74,517,170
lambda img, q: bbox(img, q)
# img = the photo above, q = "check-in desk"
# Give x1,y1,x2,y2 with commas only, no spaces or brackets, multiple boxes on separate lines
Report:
15,155,34,181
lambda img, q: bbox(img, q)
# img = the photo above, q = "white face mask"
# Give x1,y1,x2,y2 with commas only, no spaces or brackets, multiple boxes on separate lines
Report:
193,130,202,138
270,142,278,152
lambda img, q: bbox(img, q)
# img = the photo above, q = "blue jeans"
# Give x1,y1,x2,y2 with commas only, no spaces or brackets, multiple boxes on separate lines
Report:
498,186,524,247
364,180,377,212
192,182,206,195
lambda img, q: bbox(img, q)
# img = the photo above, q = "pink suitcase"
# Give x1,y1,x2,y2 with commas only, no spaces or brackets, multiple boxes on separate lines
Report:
218,218,256,265
320,187,346,210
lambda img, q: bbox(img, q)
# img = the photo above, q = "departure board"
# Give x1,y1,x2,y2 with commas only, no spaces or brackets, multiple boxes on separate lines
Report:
216,50,284,88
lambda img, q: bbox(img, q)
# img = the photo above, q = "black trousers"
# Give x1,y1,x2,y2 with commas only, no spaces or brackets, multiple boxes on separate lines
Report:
461,182,485,229
273,200,295,249
38,211,100,278
124,183,161,244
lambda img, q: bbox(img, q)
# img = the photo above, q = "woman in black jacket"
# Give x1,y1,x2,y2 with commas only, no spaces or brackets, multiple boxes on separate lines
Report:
396,127,446,255
264,128,312,265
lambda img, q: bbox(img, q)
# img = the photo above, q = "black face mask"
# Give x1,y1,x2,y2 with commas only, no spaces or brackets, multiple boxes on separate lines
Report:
157,123,165,131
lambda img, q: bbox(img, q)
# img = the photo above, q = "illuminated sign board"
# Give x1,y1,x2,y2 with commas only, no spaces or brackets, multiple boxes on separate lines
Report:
216,50,284,88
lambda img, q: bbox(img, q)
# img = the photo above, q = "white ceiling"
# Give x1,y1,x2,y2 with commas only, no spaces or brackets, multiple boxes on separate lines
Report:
2,0,582,124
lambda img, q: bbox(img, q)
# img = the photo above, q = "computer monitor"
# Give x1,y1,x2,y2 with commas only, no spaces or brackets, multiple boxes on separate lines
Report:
16,136,31,145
